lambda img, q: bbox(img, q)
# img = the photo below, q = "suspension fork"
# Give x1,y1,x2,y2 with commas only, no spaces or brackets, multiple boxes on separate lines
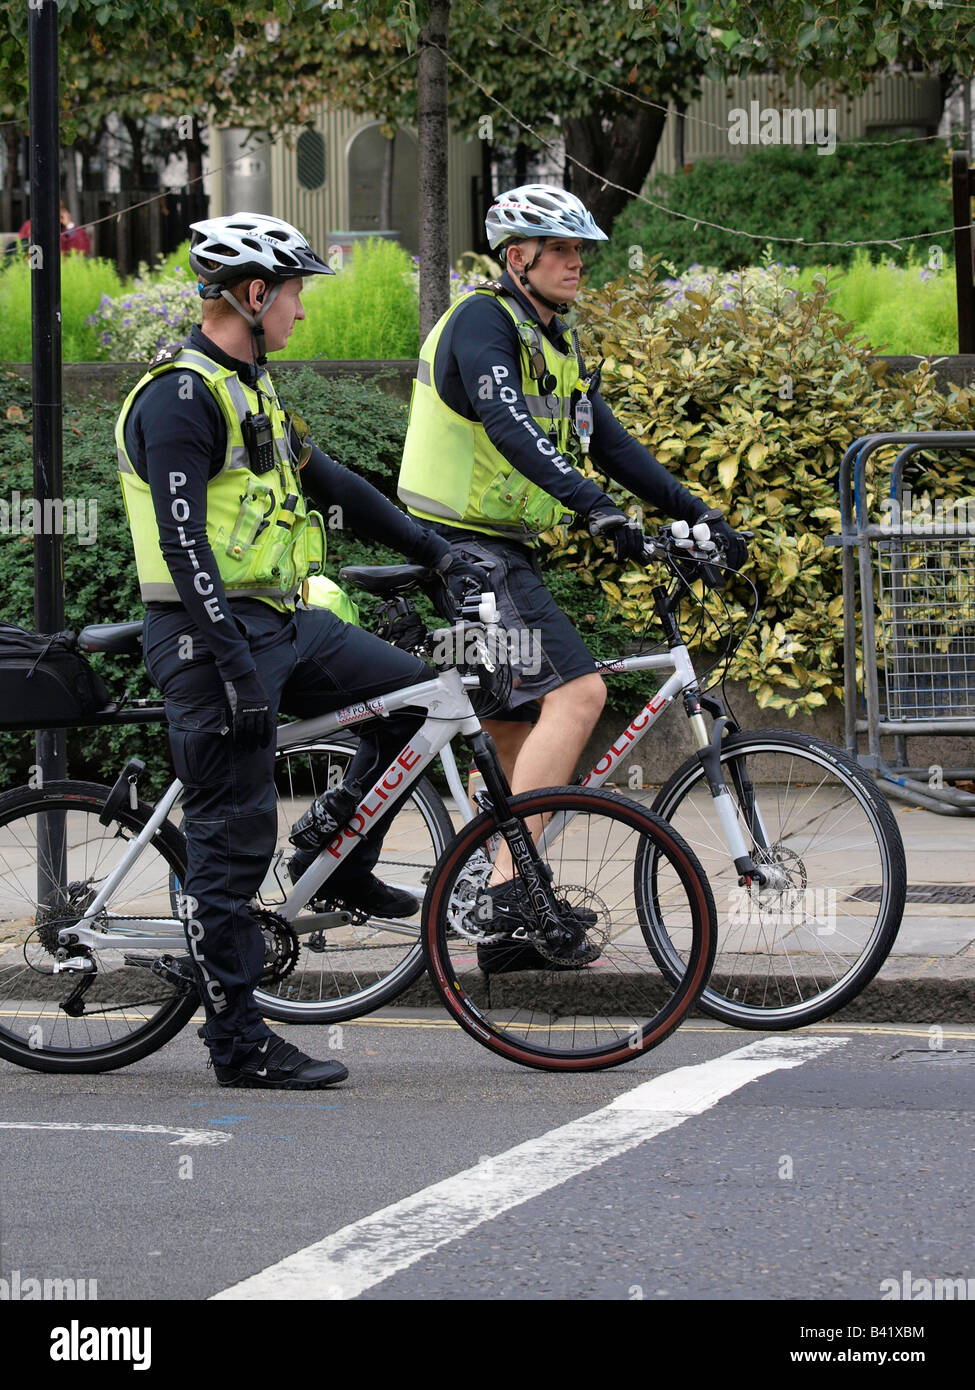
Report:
468,731,572,947
651,582,770,888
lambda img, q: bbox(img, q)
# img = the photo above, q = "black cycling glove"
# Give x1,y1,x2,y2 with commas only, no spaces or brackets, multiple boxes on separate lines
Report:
586,503,646,563
223,670,274,752
433,553,490,620
700,512,748,573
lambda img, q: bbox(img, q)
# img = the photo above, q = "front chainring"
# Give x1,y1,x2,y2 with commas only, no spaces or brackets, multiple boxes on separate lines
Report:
254,908,300,983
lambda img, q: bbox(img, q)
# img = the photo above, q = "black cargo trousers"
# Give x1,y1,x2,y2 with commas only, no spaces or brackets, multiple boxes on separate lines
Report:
143,597,429,1065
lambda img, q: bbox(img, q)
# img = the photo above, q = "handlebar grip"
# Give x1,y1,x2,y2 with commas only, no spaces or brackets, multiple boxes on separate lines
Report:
587,510,629,538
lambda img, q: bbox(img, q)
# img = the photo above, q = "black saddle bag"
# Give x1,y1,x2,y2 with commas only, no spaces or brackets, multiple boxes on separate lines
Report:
0,622,112,731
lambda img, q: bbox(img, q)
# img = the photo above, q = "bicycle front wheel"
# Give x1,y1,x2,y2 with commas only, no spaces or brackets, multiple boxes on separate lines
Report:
646,730,907,1028
0,781,196,1074
254,738,455,1023
423,787,716,1071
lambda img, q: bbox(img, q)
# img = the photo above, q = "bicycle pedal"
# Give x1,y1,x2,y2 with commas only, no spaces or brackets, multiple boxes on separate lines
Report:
147,954,198,995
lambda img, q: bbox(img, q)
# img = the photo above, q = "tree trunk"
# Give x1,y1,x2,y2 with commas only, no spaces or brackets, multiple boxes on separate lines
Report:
122,114,145,187
61,144,81,224
185,116,204,187
1,128,20,235
417,0,450,340
564,104,668,235
514,142,528,185
380,129,395,230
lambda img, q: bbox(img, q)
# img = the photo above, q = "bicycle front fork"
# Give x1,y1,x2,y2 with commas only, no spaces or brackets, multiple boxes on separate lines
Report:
686,705,772,888
467,731,571,947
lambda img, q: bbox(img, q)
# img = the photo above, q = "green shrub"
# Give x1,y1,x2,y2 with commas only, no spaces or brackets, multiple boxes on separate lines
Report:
572,259,975,714
0,366,418,787
285,237,419,360
795,251,957,355
85,262,199,361
0,253,123,363
586,140,954,282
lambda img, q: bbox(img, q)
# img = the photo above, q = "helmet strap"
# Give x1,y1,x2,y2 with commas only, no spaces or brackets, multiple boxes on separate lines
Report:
216,282,285,366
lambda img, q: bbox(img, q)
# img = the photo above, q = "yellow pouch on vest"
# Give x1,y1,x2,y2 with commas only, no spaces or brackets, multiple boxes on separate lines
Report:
478,462,564,531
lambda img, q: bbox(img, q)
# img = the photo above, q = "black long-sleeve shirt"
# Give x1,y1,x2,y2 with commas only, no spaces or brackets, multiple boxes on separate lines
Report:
432,270,704,524
123,325,449,680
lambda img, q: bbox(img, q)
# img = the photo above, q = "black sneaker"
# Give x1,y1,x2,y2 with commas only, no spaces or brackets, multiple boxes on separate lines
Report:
287,851,418,920
477,939,580,973
481,878,598,930
331,874,419,919
476,880,600,974
212,1035,349,1089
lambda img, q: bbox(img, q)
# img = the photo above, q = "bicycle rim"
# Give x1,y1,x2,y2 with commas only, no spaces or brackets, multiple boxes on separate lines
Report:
646,732,906,1028
423,787,715,1071
254,740,454,1022
0,782,196,1073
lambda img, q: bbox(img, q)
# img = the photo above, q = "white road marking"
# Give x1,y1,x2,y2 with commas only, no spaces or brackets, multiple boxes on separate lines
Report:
0,1121,232,1147
212,1034,848,1301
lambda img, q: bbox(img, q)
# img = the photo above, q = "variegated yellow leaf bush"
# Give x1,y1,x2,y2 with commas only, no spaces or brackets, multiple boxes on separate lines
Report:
561,259,975,714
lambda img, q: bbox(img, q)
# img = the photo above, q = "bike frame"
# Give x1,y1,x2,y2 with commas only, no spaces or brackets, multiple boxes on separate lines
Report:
57,667,484,958
439,645,772,881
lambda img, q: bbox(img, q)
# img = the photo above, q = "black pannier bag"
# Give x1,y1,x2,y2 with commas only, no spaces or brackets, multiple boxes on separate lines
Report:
0,622,112,730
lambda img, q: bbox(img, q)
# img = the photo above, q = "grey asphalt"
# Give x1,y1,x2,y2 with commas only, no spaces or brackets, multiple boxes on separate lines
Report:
386,789,973,1028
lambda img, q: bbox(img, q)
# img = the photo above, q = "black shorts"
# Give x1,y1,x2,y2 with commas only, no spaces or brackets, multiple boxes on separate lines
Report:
430,525,597,719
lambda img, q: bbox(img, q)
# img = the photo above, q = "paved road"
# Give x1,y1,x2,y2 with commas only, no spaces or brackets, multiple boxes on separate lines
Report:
1,1011,972,1340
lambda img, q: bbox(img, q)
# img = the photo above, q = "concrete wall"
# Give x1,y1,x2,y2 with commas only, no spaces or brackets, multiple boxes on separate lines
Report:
13,355,975,406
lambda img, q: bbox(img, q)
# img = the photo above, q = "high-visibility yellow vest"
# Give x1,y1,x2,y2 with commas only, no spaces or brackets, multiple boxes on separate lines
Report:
398,288,586,541
116,347,325,613
302,574,360,626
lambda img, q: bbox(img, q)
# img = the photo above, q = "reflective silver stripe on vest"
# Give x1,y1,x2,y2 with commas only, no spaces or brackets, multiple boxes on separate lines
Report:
118,448,134,474
397,487,463,521
179,349,223,374
523,393,570,419
140,582,298,602
418,356,566,421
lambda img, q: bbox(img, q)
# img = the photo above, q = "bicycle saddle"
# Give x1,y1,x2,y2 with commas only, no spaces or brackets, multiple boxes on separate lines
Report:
338,564,434,596
77,621,143,655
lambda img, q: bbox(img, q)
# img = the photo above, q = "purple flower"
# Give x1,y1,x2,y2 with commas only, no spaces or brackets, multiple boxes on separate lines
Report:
101,331,112,345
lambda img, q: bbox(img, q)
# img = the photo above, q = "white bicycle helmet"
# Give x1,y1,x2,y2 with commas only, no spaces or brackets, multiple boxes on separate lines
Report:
485,185,608,253
189,212,334,285
189,212,333,363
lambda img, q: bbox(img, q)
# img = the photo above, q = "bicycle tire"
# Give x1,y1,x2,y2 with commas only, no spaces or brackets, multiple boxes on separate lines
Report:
0,781,197,1074
644,730,907,1028
254,738,455,1023
422,786,716,1071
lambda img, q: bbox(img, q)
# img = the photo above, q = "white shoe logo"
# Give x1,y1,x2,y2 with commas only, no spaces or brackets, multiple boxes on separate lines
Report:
258,1040,269,1053
255,1067,268,1077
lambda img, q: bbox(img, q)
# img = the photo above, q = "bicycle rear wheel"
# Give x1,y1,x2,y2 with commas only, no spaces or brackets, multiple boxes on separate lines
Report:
645,730,907,1028
0,781,196,1074
422,786,715,1071
254,738,455,1023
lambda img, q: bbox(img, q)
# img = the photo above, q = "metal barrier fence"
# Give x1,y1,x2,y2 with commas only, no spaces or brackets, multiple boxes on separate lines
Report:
835,432,975,814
